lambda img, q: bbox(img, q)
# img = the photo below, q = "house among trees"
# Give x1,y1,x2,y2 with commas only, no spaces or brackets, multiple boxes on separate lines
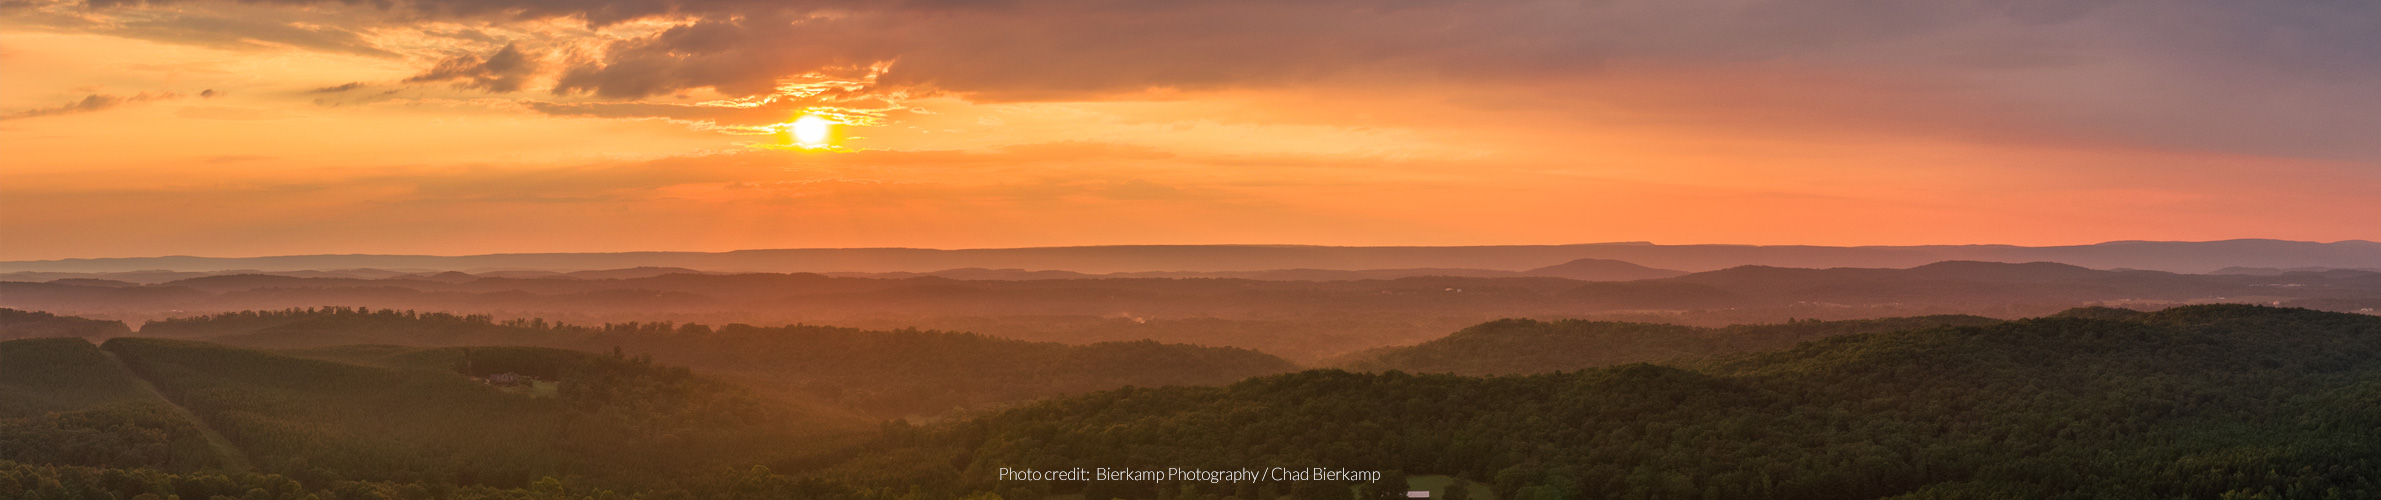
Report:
485,372,526,386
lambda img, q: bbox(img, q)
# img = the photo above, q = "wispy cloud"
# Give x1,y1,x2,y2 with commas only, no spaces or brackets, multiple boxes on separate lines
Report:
1,91,178,120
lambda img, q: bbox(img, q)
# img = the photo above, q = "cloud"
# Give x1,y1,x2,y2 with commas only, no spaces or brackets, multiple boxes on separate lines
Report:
48,0,2381,100
1,92,178,120
110,12,399,57
523,99,797,126
406,43,541,92
28,0,2381,160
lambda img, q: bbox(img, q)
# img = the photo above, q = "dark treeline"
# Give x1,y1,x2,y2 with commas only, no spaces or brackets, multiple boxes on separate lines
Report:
0,308,130,340
1338,315,2005,375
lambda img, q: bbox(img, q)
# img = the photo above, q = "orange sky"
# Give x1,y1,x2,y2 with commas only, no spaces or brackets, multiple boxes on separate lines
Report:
2,0,2376,260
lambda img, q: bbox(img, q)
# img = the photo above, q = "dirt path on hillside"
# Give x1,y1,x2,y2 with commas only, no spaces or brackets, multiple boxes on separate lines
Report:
100,350,254,473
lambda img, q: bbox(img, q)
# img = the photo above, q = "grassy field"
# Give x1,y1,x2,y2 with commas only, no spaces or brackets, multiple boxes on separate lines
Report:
1405,475,1498,500
494,379,560,398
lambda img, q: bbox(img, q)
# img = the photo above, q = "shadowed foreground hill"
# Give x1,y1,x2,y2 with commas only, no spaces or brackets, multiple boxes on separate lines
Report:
139,307,1301,416
1340,315,2005,375
0,338,232,471
834,305,2381,499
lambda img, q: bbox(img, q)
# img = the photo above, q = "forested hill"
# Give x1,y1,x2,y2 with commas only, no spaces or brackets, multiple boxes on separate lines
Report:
2,337,881,498
830,305,2381,499
140,307,1301,416
1338,315,2003,375
0,308,130,340
1,338,239,471
99,338,870,487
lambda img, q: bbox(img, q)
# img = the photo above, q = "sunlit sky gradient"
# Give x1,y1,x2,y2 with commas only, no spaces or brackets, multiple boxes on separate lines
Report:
2,0,2377,260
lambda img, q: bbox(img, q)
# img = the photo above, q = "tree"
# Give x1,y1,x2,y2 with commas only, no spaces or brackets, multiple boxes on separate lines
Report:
1441,478,1469,500
1373,470,1410,500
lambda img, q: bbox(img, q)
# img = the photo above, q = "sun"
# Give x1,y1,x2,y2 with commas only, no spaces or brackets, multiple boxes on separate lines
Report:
791,115,834,145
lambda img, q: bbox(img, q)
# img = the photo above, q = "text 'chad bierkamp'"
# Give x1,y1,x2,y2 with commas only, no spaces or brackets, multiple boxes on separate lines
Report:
998,467,1384,483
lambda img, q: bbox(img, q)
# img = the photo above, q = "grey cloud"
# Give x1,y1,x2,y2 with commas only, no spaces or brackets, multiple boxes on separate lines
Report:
406,43,540,92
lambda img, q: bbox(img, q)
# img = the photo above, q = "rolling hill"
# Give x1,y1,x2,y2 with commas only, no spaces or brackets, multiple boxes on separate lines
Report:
100,337,872,487
137,307,1304,416
1338,315,2005,375
0,337,234,471
9,305,2380,499
825,305,2381,499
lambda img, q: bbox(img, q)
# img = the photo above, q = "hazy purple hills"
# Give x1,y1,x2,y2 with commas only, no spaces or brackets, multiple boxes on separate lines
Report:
5,239,2377,275
8,259,2378,361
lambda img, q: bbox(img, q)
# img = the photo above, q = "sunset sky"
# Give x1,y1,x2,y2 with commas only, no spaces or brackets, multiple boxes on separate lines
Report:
2,0,2376,260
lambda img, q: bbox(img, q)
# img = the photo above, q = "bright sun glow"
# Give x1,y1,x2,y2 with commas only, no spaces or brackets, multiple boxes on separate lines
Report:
791,115,833,145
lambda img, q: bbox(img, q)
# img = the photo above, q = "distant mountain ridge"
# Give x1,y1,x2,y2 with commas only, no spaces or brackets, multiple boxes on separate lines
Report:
6,239,2377,274
8,260,2380,363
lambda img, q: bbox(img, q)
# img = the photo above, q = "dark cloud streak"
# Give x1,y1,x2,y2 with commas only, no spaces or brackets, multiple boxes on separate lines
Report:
406,43,540,92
